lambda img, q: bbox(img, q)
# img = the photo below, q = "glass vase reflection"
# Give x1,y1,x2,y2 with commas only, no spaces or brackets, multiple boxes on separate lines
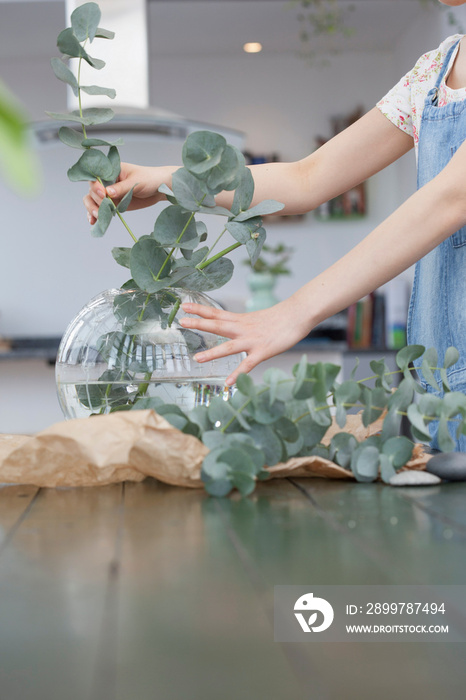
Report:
56,288,243,419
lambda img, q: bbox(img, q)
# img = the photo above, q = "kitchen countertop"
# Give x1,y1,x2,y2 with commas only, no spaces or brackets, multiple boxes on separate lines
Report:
0,478,465,700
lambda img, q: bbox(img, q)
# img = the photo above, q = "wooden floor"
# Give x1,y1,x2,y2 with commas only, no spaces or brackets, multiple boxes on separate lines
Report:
0,477,465,700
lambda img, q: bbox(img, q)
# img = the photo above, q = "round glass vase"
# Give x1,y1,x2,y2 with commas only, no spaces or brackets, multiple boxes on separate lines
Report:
55,287,243,419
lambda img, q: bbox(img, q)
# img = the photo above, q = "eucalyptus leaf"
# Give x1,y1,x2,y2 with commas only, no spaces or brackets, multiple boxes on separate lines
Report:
408,403,431,440
181,258,234,292
421,346,439,391
57,27,104,68
231,472,257,496
198,204,234,217
130,238,171,293
273,416,300,444
182,130,226,175
58,126,85,149
370,357,393,392
381,407,402,442
351,445,380,483
444,346,460,369
245,227,266,267
233,199,285,221
396,344,424,371
171,168,215,210
387,378,414,412
71,1,101,42
117,186,135,214
46,108,114,126
438,416,455,452
231,167,254,216
262,367,294,403
236,373,256,398
207,396,250,432
111,246,131,268
82,137,124,148
80,85,116,99
105,145,121,184
50,58,78,95
91,197,115,237
68,148,114,181
379,455,397,484
205,145,244,193
329,432,358,469
246,424,283,466
152,205,198,248
225,220,255,245
94,27,115,40
382,436,413,468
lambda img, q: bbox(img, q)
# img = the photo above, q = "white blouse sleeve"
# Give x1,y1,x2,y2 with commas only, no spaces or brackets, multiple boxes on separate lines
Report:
375,36,462,144
376,70,413,139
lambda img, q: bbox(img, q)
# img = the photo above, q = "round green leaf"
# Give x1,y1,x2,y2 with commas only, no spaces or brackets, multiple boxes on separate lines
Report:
395,344,424,371
58,126,85,149
152,205,198,247
182,130,226,175
171,168,215,210
182,257,234,292
444,346,460,369
68,149,114,181
381,436,413,468
71,2,101,42
130,238,172,293
351,445,380,482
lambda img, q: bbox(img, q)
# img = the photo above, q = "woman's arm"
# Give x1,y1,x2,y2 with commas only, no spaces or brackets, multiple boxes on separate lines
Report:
84,107,413,222
180,137,466,385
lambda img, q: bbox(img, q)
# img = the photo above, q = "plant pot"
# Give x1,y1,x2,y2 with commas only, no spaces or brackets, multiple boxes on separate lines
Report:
245,272,279,312
55,287,243,418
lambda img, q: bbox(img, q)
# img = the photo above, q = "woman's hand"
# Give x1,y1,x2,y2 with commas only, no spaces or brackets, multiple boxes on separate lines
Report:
179,299,312,386
83,162,178,224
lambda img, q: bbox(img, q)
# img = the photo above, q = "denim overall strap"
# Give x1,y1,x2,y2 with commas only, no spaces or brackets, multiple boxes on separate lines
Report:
407,37,466,450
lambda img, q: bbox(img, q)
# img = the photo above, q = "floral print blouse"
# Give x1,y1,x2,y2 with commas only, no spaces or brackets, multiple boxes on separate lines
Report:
376,34,466,153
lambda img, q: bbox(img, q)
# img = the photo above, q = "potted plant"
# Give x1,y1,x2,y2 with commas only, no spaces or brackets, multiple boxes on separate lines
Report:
243,243,293,311
47,2,284,418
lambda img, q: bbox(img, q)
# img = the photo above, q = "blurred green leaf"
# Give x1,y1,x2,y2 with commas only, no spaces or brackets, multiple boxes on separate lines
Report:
0,80,40,195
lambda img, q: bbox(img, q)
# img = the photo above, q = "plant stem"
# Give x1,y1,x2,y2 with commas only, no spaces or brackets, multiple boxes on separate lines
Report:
77,55,87,140
197,242,242,270
155,210,197,281
168,298,181,327
201,225,227,263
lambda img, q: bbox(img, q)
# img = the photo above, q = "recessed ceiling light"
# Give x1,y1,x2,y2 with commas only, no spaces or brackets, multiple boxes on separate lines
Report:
243,42,262,54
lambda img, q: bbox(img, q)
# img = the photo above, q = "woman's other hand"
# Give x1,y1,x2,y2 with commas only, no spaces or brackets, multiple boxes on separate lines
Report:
179,299,312,386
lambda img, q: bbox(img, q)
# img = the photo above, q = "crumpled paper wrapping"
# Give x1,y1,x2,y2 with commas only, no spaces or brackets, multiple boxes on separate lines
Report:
0,409,428,488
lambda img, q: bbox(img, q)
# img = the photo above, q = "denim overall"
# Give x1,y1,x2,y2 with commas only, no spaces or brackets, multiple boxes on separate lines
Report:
407,37,466,451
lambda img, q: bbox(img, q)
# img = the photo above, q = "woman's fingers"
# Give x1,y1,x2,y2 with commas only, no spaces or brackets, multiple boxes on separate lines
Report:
181,302,237,321
194,338,245,364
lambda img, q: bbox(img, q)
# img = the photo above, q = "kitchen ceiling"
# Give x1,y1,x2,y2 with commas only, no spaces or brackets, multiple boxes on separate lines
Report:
0,0,437,60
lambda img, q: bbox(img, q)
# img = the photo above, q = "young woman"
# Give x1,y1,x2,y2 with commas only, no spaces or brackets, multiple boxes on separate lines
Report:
84,0,466,450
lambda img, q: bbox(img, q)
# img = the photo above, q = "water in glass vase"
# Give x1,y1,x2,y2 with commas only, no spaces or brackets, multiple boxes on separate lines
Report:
55,288,244,420
56,377,233,419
